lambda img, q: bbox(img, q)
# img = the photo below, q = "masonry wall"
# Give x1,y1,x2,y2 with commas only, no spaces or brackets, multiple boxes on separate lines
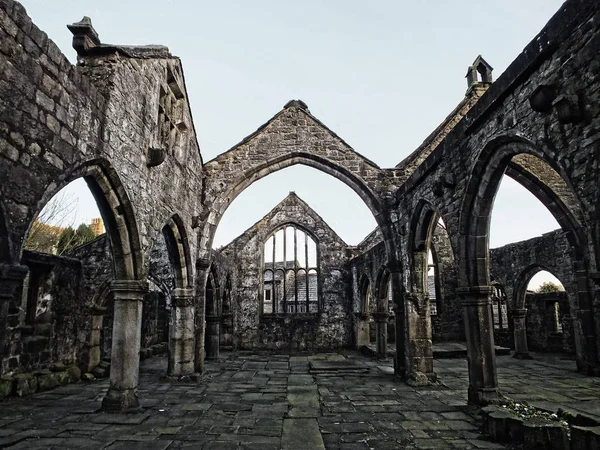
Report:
525,291,575,353
490,229,576,352
430,224,462,341
0,0,203,280
216,194,353,352
1,231,175,376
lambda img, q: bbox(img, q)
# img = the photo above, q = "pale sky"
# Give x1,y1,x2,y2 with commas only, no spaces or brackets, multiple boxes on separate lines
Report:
22,0,566,288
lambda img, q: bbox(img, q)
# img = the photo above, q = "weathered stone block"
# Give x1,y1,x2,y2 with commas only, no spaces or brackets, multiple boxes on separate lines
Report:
36,369,58,392
14,372,37,396
0,375,14,399
67,365,81,383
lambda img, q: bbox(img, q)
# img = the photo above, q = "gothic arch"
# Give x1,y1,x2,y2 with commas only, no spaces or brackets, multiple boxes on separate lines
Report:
459,135,597,374
375,267,391,312
202,153,392,258
359,274,371,315
408,201,440,294
162,214,193,289
20,159,143,281
513,264,564,310
459,135,586,288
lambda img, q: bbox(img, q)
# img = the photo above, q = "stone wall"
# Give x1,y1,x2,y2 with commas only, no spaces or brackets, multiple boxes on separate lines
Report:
0,0,202,282
490,229,575,351
215,193,353,352
525,291,575,353
1,230,175,376
2,250,82,374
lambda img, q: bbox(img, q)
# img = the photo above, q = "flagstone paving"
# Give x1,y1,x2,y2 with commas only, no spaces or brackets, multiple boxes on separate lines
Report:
0,351,598,449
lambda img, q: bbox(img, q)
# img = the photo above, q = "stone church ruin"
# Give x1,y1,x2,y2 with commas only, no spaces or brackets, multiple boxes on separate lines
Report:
1,0,600,447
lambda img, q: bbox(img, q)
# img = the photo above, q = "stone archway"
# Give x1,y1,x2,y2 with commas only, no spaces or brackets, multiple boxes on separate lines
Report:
194,101,404,373
458,136,593,403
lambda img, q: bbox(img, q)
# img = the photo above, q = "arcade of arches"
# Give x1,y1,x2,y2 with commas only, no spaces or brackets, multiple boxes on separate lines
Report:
0,0,600,428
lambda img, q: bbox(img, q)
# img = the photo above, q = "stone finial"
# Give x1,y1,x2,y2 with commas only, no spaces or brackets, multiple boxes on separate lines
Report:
67,16,101,56
283,99,309,111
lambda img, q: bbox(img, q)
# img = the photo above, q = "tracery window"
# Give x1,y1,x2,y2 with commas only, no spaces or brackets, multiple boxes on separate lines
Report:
491,284,508,329
262,225,319,314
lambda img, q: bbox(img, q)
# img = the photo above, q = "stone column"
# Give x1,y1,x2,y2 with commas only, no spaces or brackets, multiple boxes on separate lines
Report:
0,264,28,374
405,292,435,385
205,315,220,360
458,285,499,405
512,308,532,359
355,313,370,348
389,267,406,380
168,288,195,376
102,279,148,412
374,312,389,358
194,258,210,373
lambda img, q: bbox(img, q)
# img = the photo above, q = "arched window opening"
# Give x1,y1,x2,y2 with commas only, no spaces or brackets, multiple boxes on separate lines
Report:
427,249,439,316
490,176,560,249
262,224,319,314
490,283,508,329
527,270,565,333
21,179,104,328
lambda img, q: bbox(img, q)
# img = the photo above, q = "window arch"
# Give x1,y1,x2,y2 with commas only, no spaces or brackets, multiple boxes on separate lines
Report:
262,224,319,314
491,283,508,329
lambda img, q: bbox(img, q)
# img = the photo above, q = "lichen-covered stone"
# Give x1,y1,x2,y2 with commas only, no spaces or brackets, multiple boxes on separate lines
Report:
0,375,15,399
14,373,37,397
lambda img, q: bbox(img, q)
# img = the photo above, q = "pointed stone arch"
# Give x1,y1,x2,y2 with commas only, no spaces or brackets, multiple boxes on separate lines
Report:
458,134,595,403
21,158,144,281
162,214,193,289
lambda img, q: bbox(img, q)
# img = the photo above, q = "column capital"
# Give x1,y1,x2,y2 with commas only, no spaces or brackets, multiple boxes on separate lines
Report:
457,285,493,306
109,279,148,300
512,308,528,318
172,287,194,307
374,312,390,322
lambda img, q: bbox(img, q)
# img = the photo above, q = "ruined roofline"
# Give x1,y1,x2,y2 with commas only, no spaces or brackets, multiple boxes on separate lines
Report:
204,99,382,171
489,227,564,251
67,16,173,59
215,191,349,251
398,0,597,195
66,16,203,163
394,92,477,171
355,226,382,251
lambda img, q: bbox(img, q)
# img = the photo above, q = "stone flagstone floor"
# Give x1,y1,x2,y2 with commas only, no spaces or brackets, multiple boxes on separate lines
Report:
0,351,598,449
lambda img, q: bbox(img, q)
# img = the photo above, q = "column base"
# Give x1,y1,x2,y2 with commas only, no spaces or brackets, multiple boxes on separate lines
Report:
512,351,534,360
467,386,501,406
102,387,141,412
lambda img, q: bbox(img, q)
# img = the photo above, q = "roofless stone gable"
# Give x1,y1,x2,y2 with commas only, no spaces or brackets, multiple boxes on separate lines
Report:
215,191,352,351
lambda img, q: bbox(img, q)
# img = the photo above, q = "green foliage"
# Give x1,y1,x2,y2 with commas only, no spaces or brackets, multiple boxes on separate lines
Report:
57,224,96,255
536,281,563,293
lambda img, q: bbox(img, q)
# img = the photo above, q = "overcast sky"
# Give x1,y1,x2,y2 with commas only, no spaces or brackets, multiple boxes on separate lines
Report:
21,0,566,286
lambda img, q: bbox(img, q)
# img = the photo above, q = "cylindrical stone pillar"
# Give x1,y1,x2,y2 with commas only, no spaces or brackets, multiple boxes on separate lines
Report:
388,267,406,381
405,292,435,385
374,312,389,358
458,285,499,405
205,315,220,360
102,279,148,412
512,308,532,359
168,288,195,376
